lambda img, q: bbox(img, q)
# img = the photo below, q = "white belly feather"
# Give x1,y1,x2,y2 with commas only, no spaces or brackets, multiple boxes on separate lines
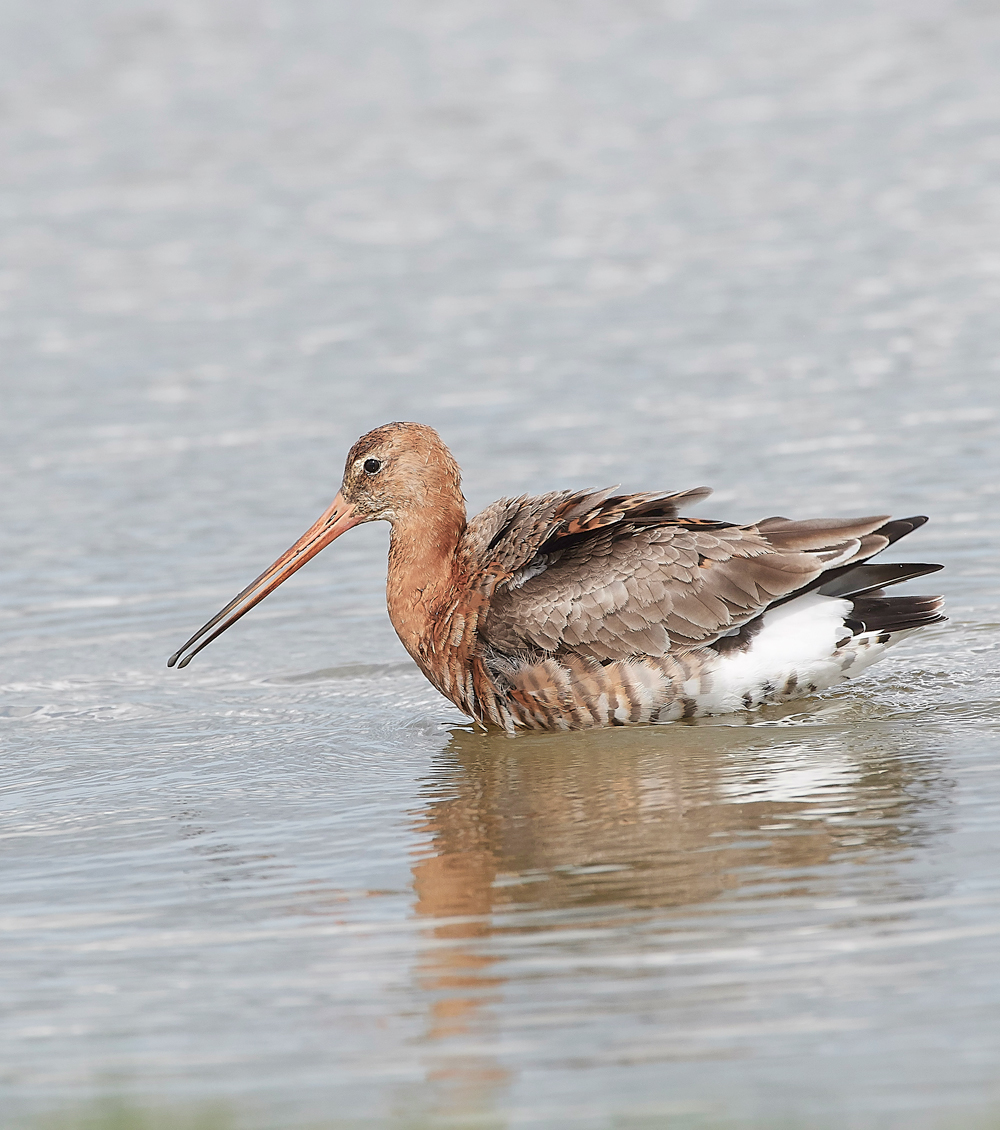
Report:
698,593,905,714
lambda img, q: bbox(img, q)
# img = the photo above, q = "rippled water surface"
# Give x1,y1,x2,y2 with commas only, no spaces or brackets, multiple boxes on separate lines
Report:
2,0,1000,1126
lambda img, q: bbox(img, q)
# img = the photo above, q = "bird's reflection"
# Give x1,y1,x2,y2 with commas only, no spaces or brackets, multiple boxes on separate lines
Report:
406,701,943,1120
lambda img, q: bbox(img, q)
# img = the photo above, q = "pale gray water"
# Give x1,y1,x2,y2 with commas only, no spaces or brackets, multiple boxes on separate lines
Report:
1,0,999,1127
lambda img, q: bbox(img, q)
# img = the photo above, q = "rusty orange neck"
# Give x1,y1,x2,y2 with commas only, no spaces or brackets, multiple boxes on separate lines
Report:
385,496,467,661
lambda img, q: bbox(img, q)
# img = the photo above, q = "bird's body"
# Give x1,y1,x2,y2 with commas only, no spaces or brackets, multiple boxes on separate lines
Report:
169,422,945,732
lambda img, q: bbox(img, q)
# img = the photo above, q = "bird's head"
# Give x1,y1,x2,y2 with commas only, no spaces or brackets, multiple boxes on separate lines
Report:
167,421,463,669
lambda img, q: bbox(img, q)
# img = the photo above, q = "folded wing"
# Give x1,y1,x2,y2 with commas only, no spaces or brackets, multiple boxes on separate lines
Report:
470,488,891,663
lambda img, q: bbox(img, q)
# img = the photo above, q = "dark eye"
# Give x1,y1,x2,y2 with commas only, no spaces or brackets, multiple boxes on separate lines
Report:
363,458,382,475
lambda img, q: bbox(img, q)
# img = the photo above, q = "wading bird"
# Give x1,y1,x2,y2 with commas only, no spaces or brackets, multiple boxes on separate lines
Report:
169,422,945,732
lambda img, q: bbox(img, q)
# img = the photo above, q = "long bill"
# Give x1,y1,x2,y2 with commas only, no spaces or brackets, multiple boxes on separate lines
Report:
168,491,361,669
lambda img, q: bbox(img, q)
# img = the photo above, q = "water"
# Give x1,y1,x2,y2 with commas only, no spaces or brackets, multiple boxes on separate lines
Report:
2,0,999,1126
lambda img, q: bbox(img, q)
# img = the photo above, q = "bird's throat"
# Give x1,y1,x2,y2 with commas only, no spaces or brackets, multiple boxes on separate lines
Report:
385,503,466,661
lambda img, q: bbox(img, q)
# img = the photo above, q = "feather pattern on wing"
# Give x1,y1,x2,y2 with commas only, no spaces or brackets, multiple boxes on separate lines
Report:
462,488,890,663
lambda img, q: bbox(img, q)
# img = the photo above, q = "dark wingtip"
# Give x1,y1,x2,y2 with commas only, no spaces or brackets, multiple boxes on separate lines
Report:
177,654,193,669
167,652,180,668
872,514,931,548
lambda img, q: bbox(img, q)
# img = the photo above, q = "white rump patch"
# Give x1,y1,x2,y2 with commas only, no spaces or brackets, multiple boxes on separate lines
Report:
702,593,890,713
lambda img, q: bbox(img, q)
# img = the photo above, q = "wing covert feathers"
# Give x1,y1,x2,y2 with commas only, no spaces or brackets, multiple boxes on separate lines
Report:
464,485,715,576
471,491,893,662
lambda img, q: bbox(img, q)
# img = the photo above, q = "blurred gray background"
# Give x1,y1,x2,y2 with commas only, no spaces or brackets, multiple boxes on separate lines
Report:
2,0,997,645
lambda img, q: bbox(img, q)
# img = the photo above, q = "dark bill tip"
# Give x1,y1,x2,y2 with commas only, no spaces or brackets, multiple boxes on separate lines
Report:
166,491,360,671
